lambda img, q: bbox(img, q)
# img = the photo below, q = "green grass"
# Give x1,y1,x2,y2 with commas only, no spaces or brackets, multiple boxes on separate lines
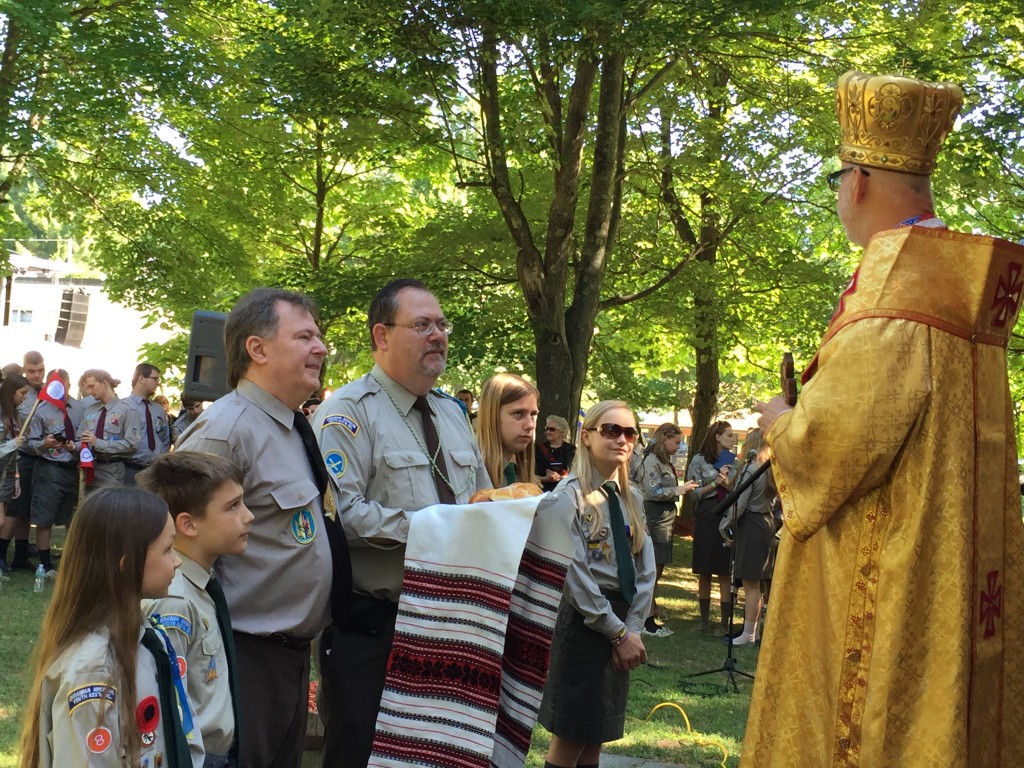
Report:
2,538,753,768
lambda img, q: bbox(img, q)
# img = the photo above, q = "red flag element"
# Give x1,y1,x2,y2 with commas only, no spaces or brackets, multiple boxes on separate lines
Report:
38,373,67,411
80,444,95,485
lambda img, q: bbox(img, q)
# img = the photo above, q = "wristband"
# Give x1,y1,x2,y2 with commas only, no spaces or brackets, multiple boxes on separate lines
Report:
610,627,628,645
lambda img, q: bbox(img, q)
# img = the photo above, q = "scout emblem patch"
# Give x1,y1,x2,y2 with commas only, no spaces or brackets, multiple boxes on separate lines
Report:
322,414,359,436
136,696,160,734
159,614,193,640
87,726,113,753
205,654,219,683
291,508,316,544
68,683,116,713
323,450,347,479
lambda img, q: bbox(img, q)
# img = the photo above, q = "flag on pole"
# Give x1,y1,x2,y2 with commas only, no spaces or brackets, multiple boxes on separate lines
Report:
38,372,67,411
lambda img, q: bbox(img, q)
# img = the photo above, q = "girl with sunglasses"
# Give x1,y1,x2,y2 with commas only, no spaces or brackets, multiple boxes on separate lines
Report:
538,401,655,768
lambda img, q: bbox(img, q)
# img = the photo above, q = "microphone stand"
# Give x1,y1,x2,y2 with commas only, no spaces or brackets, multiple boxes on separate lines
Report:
682,451,758,695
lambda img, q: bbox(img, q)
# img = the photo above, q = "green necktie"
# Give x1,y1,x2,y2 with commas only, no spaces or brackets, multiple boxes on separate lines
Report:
602,481,637,602
141,627,192,768
504,461,518,486
205,576,241,757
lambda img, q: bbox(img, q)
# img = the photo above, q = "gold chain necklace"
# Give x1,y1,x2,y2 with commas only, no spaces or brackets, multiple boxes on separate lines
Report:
369,373,476,499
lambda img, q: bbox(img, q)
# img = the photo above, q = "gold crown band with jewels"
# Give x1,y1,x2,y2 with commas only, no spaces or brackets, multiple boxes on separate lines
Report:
836,70,963,176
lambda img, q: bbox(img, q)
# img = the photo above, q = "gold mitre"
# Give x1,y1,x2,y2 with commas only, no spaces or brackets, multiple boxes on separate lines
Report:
836,70,963,175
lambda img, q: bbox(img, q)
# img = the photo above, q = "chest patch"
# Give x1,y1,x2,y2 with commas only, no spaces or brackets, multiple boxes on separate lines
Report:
291,508,317,544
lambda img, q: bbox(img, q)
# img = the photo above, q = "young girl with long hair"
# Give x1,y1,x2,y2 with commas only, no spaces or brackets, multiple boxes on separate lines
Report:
638,423,699,636
0,372,30,573
686,420,738,634
538,401,656,768
19,487,197,768
477,373,540,488
718,428,776,645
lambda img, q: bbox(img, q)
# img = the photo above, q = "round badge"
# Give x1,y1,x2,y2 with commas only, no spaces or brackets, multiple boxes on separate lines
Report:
87,726,112,754
176,656,187,678
141,730,156,746
290,508,316,544
136,695,160,734
323,450,347,479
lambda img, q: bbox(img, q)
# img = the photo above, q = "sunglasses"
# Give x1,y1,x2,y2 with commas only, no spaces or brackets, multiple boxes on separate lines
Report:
588,423,639,441
545,426,561,432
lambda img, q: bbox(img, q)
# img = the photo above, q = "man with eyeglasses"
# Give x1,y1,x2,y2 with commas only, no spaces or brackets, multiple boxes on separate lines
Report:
745,72,1024,766
313,278,491,768
122,363,171,485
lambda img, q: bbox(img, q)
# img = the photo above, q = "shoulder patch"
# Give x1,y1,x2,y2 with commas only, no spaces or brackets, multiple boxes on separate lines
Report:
68,683,117,713
321,414,359,436
156,614,193,640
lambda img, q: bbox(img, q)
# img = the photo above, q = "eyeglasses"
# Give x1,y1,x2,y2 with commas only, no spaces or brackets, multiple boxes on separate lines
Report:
545,426,561,432
588,423,639,441
826,166,870,192
385,319,454,336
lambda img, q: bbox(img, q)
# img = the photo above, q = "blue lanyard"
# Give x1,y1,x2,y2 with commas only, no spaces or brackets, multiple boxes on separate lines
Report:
149,616,196,737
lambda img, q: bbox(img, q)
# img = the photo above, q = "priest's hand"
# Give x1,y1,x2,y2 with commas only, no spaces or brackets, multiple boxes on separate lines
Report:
755,396,793,436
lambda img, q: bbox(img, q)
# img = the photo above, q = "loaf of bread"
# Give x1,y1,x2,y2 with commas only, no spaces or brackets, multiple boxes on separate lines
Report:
469,482,543,503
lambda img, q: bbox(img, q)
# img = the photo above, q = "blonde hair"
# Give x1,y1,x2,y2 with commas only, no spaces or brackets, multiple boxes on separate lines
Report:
740,428,771,464
20,489,172,768
573,400,646,555
477,373,539,487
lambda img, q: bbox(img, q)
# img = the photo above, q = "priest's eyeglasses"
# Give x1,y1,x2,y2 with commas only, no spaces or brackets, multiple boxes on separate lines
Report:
386,319,454,336
827,166,870,192
588,423,639,441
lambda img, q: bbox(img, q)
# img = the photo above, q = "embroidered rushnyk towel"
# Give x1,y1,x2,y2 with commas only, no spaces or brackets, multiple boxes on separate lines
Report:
370,494,575,768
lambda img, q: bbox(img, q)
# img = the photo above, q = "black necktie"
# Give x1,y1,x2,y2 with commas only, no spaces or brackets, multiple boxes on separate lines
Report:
205,577,240,756
602,482,637,602
504,462,517,486
95,406,107,439
141,628,192,768
143,399,156,450
293,412,352,623
412,396,456,504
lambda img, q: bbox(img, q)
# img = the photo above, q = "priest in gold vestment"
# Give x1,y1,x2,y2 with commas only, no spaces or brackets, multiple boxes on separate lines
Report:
744,71,1024,767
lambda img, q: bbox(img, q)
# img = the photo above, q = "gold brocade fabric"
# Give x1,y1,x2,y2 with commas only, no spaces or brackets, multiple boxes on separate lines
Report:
742,227,1024,768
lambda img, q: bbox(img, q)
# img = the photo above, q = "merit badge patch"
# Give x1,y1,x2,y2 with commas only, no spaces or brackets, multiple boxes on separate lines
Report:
141,730,157,747
87,726,113,754
176,656,187,678
323,450,347,479
68,683,117,713
205,655,218,683
158,614,193,641
322,414,359,437
291,508,316,544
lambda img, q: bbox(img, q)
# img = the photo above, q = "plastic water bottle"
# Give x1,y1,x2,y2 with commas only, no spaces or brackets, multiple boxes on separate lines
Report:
34,563,46,593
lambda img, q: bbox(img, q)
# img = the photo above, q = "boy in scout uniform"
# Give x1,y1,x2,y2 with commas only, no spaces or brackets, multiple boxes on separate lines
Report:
141,451,253,768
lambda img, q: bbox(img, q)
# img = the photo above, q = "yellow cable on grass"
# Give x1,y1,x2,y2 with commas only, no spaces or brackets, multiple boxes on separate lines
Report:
644,702,729,767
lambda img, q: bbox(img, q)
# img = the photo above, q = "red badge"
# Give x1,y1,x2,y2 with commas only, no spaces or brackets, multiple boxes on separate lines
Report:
87,726,112,753
136,695,160,734
176,656,187,678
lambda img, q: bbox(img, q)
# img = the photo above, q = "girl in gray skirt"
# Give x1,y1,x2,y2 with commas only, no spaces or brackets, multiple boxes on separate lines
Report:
538,400,656,768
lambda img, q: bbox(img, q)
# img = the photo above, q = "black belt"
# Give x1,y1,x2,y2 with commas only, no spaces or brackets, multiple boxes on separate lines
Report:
42,461,78,471
250,632,312,651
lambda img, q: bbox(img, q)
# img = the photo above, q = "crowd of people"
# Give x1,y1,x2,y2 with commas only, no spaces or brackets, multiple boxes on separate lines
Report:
9,67,1024,768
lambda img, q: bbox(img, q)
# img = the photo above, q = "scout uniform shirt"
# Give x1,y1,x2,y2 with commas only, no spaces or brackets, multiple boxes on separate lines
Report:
313,364,491,603
26,401,78,465
143,554,234,760
79,399,142,488
36,621,200,768
124,394,171,468
176,378,332,639
554,476,656,638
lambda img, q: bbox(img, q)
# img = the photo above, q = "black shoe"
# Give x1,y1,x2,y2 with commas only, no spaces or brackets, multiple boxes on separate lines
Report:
9,559,38,573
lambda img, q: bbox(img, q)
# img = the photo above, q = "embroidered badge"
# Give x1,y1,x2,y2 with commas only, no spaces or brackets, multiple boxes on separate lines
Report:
68,683,117,713
205,655,218,683
322,414,359,437
323,450,347,479
87,726,113,754
158,614,193,640
981,570,1002,638
291,508,316,544
176,656,187,678
136,695,160,734
155,755,164,767
991,262,1024,328
141,730,156,747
